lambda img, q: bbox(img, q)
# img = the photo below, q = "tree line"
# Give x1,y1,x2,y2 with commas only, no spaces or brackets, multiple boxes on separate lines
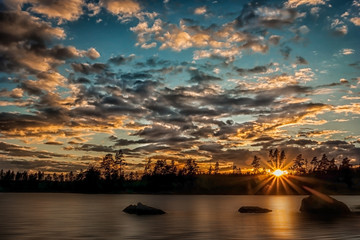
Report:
251,148,354,174
0,149,358,193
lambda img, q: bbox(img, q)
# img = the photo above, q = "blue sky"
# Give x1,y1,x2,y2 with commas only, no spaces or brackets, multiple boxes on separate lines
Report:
0,0,359,173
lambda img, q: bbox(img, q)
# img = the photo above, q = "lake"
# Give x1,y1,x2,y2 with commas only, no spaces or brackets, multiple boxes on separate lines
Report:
0,193,359,239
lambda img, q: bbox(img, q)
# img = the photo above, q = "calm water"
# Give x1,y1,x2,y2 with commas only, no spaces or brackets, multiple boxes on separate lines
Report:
0,193,359,240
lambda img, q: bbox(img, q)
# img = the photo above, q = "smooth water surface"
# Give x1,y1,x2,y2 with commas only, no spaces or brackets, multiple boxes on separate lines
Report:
0,193,359,239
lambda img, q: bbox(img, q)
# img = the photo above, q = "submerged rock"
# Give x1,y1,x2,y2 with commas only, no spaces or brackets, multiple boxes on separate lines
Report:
300,195,351,215
238,206,272,213
123,202,166,215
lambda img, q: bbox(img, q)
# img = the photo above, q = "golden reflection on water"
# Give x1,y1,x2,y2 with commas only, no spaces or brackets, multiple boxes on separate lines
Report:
267,196,297,239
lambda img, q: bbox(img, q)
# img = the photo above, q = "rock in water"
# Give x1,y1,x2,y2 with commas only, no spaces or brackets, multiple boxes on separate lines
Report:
300,195,351,215
238,206,272,213
123,202,166,215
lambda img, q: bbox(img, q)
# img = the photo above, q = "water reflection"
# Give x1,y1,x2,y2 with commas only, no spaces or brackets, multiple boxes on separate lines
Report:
267,196,296,239
0,193,359,239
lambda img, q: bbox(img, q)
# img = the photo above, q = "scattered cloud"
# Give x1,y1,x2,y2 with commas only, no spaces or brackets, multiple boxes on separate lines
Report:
30,0,85,23
285,0,327,8
350,17,360,26
341,48,355,55
194,6,207,15
100,0,141,15
295,56,309,65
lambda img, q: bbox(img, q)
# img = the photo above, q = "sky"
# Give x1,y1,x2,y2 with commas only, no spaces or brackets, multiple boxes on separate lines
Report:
0,0,359,173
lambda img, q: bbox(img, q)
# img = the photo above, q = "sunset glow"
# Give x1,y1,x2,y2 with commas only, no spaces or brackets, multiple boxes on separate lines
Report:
272,169,287,177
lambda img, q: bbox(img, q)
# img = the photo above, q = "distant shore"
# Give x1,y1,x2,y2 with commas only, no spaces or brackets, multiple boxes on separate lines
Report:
1,172,359,195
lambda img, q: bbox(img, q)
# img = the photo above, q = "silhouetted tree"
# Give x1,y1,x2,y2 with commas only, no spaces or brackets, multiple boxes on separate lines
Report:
251,155,261,174
38,171,44,181
144,158,152,176
328,158,337,171
68,171,74,182
115,150,126,177
208,165,213,175
52,173,59,182
45,174,52,181
291,154,306,173
84,166,101,192
128,172,135,181
182,159,199,175
268,149,275,165
101,154,115,180
232,164,237,174
153,160,167,175
318,154,330,173
268,149,285,168
279,150,286,167
310,156,319,172
15,172,22,181
214,161,220,174
339,157,353,188
340,157,351,169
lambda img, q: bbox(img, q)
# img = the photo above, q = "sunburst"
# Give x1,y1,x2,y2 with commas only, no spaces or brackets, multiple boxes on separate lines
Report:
272,169,288,177
251,160,307,195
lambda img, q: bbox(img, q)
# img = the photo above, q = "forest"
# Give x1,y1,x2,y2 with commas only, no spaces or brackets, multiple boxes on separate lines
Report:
1,149,359,194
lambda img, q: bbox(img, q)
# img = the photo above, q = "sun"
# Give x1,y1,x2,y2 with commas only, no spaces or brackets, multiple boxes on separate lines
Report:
272,169,287,177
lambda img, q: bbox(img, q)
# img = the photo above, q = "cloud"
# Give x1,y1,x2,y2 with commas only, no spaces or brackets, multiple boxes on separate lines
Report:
341,48,355,55
71,63,107,75
310,7,320,15
285,139,318,146
234,103,330,143
280,46,292,59
350,17,360,26
330,19,348,35
285,0,327,8
0,10,100,96
0,141,71,158
101,0,140,15
85,47,101,59
189,69,222,83
349,61,360,70
298,25,310,34
87,2,101,16
130,18,163,46
100,0,156,22
333,103,360,114
109,54,136,65
235,64,271,76
130,3,303,60
194,6,207,15
73,144,114,153
0,159,88,172
295,56,308,65
0,88,24,98
297,130,346,138
269,35,282,45
30,0,85,22
45,141,63,145
236,5,301,29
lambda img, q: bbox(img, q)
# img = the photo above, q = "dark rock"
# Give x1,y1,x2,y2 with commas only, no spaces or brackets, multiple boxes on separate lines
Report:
238,206,272,213
300,195,351,215
123,202,166,215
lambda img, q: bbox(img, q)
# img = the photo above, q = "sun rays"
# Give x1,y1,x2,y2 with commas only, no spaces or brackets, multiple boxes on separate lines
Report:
251,160,310,195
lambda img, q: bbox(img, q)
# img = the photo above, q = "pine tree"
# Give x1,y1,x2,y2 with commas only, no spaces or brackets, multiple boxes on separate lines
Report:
310,156,319,172
214,161,220,174
291,154,306,173
251,155,261,174
318,154,330,173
